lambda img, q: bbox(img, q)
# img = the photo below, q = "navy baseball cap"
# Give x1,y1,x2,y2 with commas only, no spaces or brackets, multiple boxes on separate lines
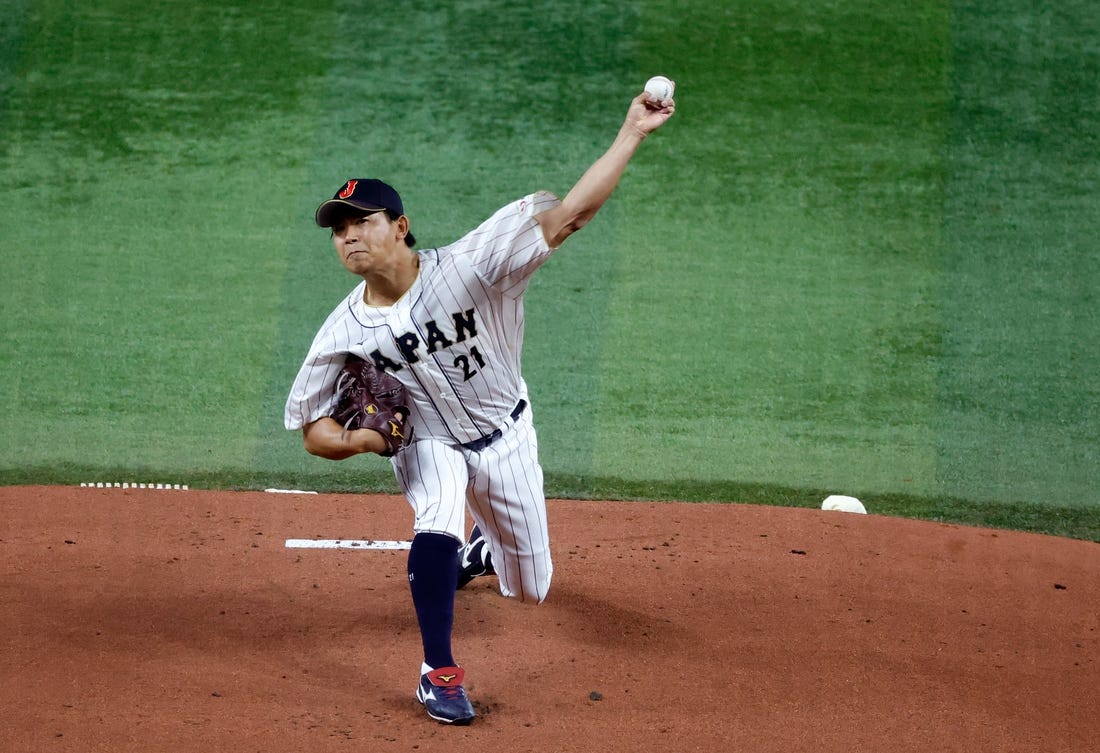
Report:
315,178,416,247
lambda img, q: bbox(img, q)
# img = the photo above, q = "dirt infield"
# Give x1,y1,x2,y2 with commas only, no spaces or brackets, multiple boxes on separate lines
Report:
2,485,1097,752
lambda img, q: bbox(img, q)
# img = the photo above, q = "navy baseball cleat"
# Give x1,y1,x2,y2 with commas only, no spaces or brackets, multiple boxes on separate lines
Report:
416,666,476,725
456,525,496,589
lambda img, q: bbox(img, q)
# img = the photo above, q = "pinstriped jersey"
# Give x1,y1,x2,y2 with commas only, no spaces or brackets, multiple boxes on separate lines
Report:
285,191,561,445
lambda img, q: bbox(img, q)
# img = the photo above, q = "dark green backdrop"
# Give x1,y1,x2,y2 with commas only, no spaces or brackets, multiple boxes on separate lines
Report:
1,1,1097,538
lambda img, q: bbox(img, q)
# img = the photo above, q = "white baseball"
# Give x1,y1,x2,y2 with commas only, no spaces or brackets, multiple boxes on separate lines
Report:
644,75,675,102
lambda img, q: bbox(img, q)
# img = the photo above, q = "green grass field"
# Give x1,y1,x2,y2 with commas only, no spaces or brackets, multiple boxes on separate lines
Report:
1,1,1097,540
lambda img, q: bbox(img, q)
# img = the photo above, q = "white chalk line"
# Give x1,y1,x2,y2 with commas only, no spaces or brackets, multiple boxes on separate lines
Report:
81,485,403,550
81,484,326,494
286,539,411,551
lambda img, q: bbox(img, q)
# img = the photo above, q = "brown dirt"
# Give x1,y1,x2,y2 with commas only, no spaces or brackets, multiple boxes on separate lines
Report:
1,485,1097,752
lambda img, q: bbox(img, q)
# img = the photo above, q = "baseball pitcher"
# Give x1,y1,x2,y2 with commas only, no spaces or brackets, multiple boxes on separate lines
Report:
285,86,675,725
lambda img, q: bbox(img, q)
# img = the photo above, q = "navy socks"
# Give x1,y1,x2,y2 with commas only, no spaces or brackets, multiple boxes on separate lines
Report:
407,532,461,669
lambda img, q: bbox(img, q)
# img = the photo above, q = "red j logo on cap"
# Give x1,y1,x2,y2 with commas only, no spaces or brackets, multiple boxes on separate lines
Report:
339,180,358,199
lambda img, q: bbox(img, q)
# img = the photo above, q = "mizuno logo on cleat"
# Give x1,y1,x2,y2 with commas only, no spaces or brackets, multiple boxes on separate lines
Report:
438,674,457,683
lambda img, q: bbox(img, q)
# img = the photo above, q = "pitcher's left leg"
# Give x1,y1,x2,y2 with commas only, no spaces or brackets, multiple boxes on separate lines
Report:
465,413,552,603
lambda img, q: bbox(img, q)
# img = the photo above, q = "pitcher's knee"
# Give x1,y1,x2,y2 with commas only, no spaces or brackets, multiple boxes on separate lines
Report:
500,562,552,604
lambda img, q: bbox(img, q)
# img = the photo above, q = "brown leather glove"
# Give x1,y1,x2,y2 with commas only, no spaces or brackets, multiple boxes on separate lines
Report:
330,355,409,456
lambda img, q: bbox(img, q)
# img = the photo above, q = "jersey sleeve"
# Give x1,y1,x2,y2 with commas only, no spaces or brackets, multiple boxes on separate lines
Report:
448,191,561,297
283,288,363,431
284,348,344,431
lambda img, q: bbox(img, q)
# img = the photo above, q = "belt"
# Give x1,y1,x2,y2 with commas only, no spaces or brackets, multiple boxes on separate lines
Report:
459,400,527,452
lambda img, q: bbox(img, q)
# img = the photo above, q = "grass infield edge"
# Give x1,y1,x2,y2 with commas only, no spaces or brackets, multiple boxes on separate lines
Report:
3,466,1096,544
